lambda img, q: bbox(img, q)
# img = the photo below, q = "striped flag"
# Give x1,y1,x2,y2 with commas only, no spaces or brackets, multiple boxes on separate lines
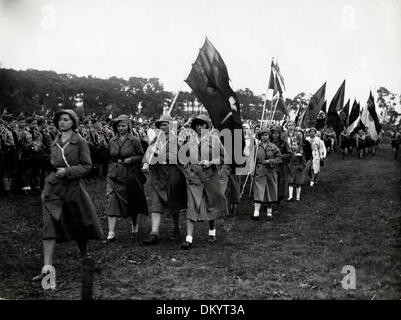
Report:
347,100,360,134
361,91,382,140
268,60,286,95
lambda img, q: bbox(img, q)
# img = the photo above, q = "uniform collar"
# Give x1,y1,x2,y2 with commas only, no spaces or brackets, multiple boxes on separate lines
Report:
110,132,136,143
52,131,80,146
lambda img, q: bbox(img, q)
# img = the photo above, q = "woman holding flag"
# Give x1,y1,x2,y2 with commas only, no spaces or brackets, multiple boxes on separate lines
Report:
180,115,226,250
142,114,187,245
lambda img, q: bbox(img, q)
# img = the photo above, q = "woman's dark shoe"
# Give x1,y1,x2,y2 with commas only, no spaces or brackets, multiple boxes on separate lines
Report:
102,237,116,244
131,233,138,243
142,234,159,245
169,229,181,242
180,241,192,250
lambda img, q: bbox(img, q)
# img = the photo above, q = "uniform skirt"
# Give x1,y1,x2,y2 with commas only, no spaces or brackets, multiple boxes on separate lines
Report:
186,165,227,222
252,164,278,203
150,164,187,214
41,173,104,242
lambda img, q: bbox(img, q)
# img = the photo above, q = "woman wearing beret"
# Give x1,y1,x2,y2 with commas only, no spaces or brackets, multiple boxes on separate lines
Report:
180,115,226,249
104,115,148,243
252,127,281,219
32,109,103,289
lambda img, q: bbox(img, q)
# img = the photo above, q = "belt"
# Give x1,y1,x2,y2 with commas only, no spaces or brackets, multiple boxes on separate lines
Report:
111,158,125,164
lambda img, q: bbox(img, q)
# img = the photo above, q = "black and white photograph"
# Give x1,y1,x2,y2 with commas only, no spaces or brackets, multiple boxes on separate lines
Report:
0,0,400,304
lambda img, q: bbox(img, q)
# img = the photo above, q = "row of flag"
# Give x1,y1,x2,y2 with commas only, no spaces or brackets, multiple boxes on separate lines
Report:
295,79,382,140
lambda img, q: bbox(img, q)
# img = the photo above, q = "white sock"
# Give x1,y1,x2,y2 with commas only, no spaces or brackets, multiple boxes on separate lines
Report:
267,207,272,215
254,203,261,217
296,187,301,199
185,235,193,243
107,231,115,239
208,229,216,237
131,224,138,234
288,186,294,199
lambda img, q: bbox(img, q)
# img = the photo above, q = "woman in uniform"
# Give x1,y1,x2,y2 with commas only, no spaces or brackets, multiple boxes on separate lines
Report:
142,114,187,245
251,127,282,219
180,115,226,250
287,140,307,201
104,115,148,243
32,109,103,289
270,125,291,205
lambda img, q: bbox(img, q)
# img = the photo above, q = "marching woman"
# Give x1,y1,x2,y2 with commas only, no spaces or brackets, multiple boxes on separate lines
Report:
306,127,326,186
180,115,226,250
270,125,292,205
355,128,366,159
252,127,282,220
364,128,376,156
142,114,187,245
391,128,401,160
339,128,351,159
104,115,148,243
287,140,307,201
32,109,103,288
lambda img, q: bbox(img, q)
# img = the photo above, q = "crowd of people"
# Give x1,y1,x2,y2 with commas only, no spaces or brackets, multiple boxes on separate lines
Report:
0,109,392,289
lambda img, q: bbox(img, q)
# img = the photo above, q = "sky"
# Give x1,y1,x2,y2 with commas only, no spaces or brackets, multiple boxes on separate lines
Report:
0,0,400,104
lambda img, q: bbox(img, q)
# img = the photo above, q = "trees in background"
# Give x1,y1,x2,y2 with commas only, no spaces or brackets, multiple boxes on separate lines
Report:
1,68,397,124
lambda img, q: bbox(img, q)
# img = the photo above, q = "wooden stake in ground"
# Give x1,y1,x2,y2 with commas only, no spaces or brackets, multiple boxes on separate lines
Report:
81,257,100,300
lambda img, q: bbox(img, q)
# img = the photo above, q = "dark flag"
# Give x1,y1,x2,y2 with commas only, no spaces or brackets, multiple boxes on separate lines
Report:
272,94,288,119
347,100,360,134
315,100,327,130
301,82,326,128
327,80,345,134
185,37,244,165
185,37,242,132
339,99,350,129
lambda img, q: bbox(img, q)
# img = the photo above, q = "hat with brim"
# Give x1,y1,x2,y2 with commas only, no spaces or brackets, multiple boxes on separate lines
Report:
155,114,173,129
309,127,317,133
256,127,271,140
191,114,211,130
112,114,131,131
270,125,282,134
54,109,79,130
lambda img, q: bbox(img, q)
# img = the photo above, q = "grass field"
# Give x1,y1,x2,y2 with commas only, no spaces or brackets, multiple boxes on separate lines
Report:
0,142,400,300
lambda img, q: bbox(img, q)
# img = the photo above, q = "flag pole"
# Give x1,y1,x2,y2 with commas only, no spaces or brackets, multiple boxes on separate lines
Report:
144,81,184,168
269,95,280,122
260,93,269,128
240,58,273,199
